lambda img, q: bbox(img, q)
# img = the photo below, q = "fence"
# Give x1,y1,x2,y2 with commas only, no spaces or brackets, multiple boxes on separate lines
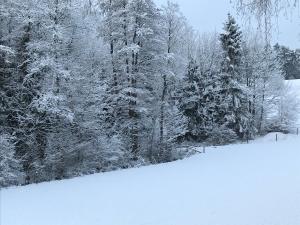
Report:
288,126,300,136
181,125,300,156
272,126,300,142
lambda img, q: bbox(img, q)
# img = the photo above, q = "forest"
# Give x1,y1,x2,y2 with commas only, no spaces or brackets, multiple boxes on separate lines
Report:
0,0,298,187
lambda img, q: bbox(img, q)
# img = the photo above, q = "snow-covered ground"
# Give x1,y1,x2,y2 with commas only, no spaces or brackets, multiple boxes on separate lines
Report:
1,81,300,225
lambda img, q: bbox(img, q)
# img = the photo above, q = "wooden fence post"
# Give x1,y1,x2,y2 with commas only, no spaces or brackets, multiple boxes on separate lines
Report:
276,133,278,142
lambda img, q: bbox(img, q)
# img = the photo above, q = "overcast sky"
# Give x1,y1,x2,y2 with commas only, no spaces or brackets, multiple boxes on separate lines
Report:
154,0,300,49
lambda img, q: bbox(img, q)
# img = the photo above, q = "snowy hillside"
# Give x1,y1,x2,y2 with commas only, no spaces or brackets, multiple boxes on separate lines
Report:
1,80,300,225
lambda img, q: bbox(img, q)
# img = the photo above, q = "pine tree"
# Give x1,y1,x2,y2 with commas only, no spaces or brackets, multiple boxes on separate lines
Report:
179,59,211,141
274,44,300,80
218,14,252,139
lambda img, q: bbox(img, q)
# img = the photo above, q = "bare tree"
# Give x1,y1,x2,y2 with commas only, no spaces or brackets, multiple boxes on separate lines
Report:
234,0,298,43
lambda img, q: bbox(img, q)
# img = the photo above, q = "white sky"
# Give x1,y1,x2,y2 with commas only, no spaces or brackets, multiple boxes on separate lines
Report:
154,0,300,49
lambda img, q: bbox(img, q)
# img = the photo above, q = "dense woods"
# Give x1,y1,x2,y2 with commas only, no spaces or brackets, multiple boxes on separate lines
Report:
0,0,297,187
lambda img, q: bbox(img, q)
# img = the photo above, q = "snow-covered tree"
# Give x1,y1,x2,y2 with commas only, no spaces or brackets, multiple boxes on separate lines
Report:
99,0,163,160
151,1,187,160
218,14,253,139
0,0,296,187
0,134,24,187
179,59,207,141
274,44,300,80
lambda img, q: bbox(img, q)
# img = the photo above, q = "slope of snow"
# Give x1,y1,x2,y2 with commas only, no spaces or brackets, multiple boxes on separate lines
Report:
1,80,300,225
1,136,300,225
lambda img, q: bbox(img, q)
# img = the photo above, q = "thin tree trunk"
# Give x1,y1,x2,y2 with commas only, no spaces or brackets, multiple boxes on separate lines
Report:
258,78,266,133
129,17,139,159
159,26,172,152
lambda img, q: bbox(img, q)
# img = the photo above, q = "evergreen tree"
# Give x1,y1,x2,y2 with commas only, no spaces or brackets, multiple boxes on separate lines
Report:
179,59,205,141
274,44,300,80
218,14,252,139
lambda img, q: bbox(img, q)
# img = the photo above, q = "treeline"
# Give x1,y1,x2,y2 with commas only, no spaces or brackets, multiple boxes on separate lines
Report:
0,0,296,187
274,44,300,80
